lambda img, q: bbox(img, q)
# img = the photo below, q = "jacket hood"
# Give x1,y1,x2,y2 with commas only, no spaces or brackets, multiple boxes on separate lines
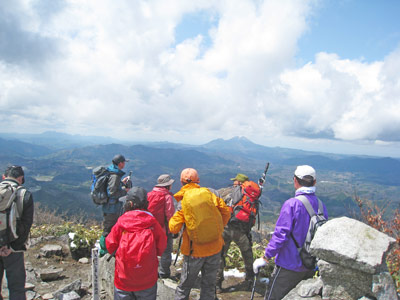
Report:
107,164,125,176
173,182,200,202
117,210,157,232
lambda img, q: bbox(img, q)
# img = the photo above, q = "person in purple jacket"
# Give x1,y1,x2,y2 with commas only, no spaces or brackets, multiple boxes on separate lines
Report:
253,165,328,300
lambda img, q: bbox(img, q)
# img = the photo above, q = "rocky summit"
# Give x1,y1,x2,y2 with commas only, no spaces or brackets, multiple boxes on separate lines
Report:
0,217,398,300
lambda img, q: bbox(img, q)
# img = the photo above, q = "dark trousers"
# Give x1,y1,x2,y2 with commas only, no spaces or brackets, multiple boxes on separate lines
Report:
217,223,254,285
102,213,120,236
0,252,26,300
265,265,314,300
175,252,221,300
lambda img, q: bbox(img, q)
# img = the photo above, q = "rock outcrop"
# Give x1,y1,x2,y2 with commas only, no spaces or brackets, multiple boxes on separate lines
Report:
283,217,398,300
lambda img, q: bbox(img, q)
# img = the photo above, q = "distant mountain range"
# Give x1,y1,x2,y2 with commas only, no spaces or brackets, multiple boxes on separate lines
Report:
0,132,399,221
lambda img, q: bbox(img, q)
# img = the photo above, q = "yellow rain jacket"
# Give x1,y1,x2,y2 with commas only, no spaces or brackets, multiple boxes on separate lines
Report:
169,183,231,257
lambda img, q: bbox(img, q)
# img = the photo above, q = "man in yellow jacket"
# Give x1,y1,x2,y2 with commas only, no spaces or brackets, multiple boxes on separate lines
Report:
169,168,231,300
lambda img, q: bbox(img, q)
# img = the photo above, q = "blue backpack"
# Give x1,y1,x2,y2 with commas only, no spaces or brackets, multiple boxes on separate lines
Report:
90,166,110,205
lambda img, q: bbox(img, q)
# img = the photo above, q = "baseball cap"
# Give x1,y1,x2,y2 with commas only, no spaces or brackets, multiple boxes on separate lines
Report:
294,165,316,180
112,154,129,165
230,173,249,183
119,187,147,207
155,174,175,187
180,168,200,184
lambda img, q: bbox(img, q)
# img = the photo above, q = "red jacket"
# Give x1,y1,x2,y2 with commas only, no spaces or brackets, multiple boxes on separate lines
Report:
106,210,167,292
147,187,175,231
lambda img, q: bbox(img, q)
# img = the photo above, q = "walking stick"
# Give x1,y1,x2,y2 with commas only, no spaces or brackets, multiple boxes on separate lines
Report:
250,273,258,300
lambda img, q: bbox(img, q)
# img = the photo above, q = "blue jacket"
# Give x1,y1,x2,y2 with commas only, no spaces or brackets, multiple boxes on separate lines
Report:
102,164,126,214
265,190,328,272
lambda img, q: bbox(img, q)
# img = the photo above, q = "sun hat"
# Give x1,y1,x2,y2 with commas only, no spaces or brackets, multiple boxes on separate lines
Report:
155,174,175,187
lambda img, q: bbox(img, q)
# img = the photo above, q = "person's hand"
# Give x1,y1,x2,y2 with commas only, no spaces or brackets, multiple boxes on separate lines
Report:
253,257,268,274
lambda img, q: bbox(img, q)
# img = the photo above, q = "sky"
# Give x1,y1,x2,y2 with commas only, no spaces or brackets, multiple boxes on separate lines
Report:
1,0,400,158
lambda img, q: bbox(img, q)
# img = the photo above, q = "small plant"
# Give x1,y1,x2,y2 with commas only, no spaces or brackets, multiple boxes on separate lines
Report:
31,203,102,259
224,238,275,278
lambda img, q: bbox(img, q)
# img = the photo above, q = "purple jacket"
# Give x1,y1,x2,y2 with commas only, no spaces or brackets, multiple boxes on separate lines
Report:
265,190,328,272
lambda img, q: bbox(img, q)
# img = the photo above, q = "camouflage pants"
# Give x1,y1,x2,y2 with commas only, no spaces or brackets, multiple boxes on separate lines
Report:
216,223,254,285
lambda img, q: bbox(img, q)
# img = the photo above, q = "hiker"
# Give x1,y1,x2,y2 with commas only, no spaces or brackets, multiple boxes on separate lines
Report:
169,168,231,300
100,154,131,255
106,187,167,300
253,165,328,300
147,174,176,279
216,173,256,292
0,165,34,300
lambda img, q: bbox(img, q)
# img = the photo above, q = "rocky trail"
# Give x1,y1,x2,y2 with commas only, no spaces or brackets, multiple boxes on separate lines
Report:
1,235,267,300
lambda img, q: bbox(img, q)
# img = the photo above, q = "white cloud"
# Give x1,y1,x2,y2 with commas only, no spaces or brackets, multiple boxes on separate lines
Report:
0,0,399,156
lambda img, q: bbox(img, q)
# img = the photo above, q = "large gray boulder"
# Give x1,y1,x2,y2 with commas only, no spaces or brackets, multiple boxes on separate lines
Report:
318,260,373,300
310,217,395,274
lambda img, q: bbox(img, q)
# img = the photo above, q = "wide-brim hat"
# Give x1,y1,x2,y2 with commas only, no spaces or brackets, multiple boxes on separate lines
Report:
155,174,175,187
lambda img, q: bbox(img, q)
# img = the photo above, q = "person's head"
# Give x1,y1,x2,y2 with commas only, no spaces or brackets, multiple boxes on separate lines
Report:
120,187,148,211
155,174,174,190
112,154,129,170
3,165,25,185
180,168,200,185
230,173,249,186
293,165,316,188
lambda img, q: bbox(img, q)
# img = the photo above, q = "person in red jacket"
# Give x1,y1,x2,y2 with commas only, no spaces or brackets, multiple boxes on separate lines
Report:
106,187,167,300
147,174,176,278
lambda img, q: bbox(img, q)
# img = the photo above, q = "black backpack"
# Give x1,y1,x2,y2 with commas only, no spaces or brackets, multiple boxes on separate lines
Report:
291,195,327,269
90,166,110,205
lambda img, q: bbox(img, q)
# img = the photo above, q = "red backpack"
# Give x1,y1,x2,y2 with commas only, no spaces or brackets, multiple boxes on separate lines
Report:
230,181,261,225
147,189,170,230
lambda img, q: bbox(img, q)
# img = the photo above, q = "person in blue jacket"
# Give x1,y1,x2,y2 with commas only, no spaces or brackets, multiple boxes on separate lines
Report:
253,165,328,300
100,154,131,256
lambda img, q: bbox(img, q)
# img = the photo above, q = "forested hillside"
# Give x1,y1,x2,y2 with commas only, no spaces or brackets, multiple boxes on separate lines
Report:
0,133,399,221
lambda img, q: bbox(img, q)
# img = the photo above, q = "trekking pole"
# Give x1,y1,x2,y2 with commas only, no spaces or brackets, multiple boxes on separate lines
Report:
250,273,258,300
256,163,269,230
173,225,185,266
258,162,270,195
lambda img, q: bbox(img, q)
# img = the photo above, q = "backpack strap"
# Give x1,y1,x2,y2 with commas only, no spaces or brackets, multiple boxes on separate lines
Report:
290,195,320,250
15,187,26,218
296,195,317,217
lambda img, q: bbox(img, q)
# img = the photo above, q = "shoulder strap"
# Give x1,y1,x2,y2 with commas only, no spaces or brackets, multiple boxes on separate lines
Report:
296,195,316,217
15,187,26,217
317,199,324,215
291,195,319,249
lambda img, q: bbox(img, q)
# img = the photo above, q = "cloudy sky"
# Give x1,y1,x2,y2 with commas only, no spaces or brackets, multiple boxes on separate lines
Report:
1,0,400,157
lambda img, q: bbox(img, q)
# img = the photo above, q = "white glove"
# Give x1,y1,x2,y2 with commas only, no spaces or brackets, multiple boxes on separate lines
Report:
253,257,267,274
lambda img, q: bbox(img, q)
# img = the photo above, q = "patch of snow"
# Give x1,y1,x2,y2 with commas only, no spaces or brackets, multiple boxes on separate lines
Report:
223,268,245,278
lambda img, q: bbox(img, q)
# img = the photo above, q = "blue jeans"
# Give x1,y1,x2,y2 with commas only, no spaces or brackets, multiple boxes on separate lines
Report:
114,282,157,300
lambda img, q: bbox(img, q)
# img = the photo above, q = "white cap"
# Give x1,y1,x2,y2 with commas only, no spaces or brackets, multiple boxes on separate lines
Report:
294,165,316,180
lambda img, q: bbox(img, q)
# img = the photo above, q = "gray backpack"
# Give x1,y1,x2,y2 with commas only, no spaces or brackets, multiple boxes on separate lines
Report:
291,195,327,269
0,181,25,247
